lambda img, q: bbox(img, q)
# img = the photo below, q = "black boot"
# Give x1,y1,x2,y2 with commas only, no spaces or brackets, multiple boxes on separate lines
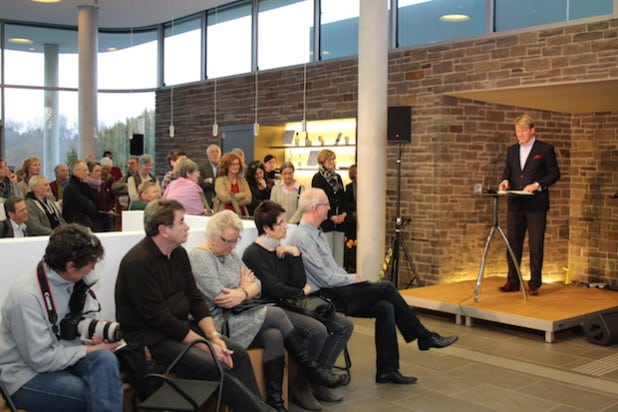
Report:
285,330,346,388
263,356,287,412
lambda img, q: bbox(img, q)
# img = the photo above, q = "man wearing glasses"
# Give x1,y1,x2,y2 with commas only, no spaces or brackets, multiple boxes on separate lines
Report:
115,199,274,411
289,188,458,385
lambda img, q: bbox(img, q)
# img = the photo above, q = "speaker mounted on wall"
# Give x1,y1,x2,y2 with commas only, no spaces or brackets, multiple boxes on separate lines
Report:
130,134,144,156
387,106,412,142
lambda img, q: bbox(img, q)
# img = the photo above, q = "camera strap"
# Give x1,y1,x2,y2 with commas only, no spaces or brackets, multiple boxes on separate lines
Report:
36,260,61,339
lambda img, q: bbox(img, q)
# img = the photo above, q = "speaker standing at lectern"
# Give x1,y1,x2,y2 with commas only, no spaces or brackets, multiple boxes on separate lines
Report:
498,114,561,296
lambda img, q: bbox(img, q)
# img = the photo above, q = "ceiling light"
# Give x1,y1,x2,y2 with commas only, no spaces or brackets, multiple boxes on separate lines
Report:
8,37,33,44
32,0,62,3
440,14,470,22
107,47,117,52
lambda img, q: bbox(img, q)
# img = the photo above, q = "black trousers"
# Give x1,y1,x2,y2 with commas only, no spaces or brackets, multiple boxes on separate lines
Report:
506,210,547,288
326,281,429,374
150,333,272,412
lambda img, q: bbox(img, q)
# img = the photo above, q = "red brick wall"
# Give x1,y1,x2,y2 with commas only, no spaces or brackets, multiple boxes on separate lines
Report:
156,18,618,286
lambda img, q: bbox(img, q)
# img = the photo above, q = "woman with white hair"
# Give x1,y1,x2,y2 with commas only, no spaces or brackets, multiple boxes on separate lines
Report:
188,210,346,412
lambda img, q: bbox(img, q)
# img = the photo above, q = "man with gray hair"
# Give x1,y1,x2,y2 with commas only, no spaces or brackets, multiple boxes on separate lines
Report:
25,175,65,235
289,188,458,385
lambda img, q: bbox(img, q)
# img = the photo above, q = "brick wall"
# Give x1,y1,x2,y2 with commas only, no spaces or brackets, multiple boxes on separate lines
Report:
156,18,618,286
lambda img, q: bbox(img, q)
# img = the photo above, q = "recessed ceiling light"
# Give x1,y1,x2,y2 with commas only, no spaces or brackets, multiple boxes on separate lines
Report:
8,37,34,44
32,0,62,3
107,47,118,52
440,14,470,22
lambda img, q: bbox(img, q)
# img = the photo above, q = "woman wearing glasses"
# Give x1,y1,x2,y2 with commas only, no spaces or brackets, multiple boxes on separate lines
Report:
188,210,346,412
213,152,251,217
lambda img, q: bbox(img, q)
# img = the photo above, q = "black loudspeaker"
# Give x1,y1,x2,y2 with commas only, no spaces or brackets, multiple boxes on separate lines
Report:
387,106,411,142
583,310,618,346
130,134,144,156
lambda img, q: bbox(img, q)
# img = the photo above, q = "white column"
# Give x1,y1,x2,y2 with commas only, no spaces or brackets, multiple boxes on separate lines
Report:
43,43,59,178
78,5,98,159
357,0,388,280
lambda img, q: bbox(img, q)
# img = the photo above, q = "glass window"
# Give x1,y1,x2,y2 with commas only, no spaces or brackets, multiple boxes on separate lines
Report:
164,16,202,86
398,0,486,47
97,91,155,172
207,2,252,78
320,0,359,60
495,0,613,31
98,29,158,89
3,88,79,172
258,0,313,70
4,24,78,88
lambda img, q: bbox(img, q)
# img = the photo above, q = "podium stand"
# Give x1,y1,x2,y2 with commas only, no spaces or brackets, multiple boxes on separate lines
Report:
473,192,528,303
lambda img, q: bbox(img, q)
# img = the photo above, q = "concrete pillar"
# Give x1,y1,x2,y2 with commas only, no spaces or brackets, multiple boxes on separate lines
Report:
78,5,98,159
357,0,388,280
43,43,59,178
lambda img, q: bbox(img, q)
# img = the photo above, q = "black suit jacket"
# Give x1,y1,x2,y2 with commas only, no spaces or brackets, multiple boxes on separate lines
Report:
501,139,561,212
0,219,27,238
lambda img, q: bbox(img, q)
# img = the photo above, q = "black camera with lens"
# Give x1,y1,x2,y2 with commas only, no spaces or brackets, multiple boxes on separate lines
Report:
60,313,123,342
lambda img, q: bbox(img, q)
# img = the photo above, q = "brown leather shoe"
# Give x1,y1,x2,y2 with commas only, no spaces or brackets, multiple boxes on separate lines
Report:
528,286,539,296
499,282,520,292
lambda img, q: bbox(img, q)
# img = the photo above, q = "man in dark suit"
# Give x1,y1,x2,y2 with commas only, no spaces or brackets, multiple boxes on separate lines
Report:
199,144,221,208
498,114,561,296
0,197,28,238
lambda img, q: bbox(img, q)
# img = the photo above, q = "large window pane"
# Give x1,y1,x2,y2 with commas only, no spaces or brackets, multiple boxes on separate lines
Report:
398,0,486,47
164,17,202,86
98,29,158,89
4,24,78,88
320,0,359,60
207,2,252,78
3,88,79,174
97,92,155,172
495,0,613,31
258,0,313,70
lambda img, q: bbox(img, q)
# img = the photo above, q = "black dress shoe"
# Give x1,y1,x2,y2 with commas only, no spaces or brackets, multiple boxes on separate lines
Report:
417,332,458,351
375,370,417,384
499,282,520,292
528,286,539,296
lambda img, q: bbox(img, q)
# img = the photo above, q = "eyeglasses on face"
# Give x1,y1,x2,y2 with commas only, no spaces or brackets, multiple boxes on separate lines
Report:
219,235,241,244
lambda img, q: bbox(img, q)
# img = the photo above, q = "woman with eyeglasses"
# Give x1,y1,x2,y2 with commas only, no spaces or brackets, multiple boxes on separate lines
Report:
214,152,251,217
188,210,346,412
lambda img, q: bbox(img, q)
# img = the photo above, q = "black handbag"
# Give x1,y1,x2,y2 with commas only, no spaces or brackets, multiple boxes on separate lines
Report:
279,294,335,322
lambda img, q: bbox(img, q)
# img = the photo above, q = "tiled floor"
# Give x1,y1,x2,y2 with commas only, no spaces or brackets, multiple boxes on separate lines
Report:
290,311,618,412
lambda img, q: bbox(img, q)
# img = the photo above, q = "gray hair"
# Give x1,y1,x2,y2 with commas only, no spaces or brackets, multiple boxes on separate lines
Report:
279,161,295,173
298,188,327,213
139,154,153,166
176,159,199,178
28,174,49,191
206,210,243,238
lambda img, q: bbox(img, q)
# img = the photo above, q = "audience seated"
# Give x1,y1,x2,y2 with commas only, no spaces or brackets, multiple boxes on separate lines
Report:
246,161,271,216
0,197,28,238
162,159,211,215
269,162,303,224
86,161,115,232
214,152,251,216
0,160,22,200
25,175,65,236
199,144,221,209
114,199,275,412
160,149,188,192
243,201,353,408
189,210,346,411
17,157,41,196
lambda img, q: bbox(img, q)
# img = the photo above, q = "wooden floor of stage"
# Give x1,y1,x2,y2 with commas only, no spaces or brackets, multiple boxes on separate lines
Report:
400,276,618,343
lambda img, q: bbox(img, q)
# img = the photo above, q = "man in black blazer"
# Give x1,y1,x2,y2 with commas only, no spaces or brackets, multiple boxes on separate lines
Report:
498,114,561,295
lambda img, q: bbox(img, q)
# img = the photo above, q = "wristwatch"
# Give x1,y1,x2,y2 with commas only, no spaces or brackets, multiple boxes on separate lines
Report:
241,287,249,300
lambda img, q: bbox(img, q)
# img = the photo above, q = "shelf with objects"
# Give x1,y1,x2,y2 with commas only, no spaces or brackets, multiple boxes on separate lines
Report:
256,118,356,189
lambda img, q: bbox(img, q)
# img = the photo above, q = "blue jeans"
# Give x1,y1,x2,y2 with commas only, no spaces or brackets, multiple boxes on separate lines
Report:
11,350,122,412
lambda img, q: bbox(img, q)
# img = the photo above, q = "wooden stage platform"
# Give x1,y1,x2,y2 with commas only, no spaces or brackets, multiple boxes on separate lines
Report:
400,277,618,343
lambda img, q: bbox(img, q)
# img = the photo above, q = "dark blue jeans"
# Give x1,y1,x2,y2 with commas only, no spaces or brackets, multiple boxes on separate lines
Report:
11,350,122,412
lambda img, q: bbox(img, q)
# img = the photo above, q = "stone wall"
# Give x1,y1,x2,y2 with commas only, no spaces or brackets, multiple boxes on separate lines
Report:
156,18,618,286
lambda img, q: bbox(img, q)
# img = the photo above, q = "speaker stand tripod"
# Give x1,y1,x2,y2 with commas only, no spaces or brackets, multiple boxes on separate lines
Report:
379,143,421,289
473,192,527,302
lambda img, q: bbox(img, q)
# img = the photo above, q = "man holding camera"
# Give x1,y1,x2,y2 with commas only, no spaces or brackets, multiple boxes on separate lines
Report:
0,224,123,411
